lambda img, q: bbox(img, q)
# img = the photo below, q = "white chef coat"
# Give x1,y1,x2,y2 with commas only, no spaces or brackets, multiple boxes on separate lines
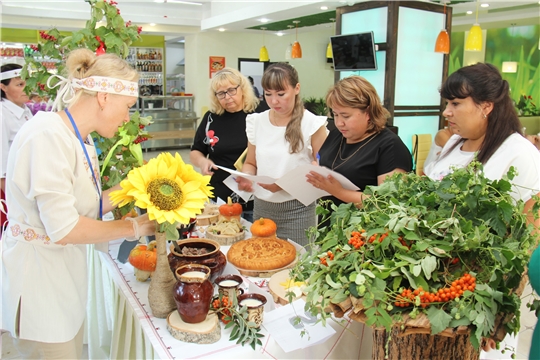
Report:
1,99,33,178
1,111,100,342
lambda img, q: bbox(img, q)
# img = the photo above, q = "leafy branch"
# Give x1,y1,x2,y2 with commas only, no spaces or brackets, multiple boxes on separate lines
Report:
210,293,264,349
291,161,540,351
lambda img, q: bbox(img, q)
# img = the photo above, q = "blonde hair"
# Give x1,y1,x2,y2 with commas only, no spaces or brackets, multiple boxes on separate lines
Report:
209,67,259,115
262,63,305,154
64,48,139,107
326,76,389,133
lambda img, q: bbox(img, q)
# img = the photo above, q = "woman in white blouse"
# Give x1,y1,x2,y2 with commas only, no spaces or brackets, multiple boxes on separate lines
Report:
1,49,155,359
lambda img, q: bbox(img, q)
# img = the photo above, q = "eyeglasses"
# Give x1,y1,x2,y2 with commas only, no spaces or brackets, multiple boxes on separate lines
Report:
215,85,240,100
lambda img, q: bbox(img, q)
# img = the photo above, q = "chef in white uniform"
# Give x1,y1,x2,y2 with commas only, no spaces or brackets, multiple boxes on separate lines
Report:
1,49,155,359
0,64,32,232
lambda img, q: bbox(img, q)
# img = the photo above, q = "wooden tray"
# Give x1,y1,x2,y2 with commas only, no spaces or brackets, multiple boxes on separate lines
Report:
196,204,220,226
232,257,298,278
204,230,245,246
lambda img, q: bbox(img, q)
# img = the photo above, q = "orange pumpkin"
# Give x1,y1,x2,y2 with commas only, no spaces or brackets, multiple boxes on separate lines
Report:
219,197,243,220
128,241,157,282
250,217,277,238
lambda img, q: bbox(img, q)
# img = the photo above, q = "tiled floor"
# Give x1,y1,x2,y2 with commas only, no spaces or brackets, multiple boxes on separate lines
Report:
1,147,538,359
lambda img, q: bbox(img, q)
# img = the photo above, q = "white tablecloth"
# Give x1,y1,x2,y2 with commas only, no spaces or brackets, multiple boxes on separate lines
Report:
86,240,374,359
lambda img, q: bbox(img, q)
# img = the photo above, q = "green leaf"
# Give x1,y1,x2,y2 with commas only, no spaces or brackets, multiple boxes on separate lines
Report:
420,255,437,280
426,307,452,335
325,274,341,289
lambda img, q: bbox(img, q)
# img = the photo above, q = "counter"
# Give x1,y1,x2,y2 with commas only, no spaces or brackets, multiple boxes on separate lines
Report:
139,95,198,150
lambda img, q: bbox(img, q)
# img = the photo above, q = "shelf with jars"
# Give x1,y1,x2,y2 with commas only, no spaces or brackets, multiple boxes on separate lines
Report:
127,46,164,96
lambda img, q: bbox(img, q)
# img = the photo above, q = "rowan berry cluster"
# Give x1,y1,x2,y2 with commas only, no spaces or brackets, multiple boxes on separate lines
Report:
320,251,334,266
394,273,476,308
125,20,132,27
349,230,365,248
212,296,232,324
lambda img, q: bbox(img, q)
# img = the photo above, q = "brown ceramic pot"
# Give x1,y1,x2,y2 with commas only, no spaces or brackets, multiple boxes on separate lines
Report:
173,264,214,324
168,238,226,283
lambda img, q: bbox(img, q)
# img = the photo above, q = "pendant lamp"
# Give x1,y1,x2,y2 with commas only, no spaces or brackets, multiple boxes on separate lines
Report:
465,0,482,51
285,25,293,60
502,24,517,73
327,18,335,59
434,2,450,54
291,20,302,59
259,27,269,62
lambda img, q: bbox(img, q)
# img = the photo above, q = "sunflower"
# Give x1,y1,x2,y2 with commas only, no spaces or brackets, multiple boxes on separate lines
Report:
110,152,213,227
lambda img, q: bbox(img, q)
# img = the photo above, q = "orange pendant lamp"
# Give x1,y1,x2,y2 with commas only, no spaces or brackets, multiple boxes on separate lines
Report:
292,20,302,59
434,2,450,54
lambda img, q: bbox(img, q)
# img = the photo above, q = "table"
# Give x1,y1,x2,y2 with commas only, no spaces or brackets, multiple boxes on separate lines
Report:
86,240,374,359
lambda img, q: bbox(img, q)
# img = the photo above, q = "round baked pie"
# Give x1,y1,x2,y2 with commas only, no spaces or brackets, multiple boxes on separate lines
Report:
227,237,297,271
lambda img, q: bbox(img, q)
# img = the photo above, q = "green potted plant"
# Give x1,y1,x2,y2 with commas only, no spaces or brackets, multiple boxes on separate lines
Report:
290,162,540,359
21,0,150,217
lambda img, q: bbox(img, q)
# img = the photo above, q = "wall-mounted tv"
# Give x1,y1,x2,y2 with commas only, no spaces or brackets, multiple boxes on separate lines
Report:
331,31,378,71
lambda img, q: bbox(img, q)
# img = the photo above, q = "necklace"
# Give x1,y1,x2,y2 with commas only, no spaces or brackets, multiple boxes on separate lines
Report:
331,132,379,170
269,110,289,127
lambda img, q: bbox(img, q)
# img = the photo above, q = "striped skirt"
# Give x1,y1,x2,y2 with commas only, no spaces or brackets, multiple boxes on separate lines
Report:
253,197,316,247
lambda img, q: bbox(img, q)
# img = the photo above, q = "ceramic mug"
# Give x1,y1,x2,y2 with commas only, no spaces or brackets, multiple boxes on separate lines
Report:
237,293,267,328
214,274,244,299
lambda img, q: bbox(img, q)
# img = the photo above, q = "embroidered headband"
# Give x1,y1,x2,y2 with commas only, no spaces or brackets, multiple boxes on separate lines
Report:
47,75,139,111
0,69,22,81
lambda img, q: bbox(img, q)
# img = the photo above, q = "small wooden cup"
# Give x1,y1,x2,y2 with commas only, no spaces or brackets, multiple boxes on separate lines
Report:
237,293,267,327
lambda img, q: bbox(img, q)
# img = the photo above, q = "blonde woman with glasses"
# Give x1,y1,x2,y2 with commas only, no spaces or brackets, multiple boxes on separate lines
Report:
190,67,267,222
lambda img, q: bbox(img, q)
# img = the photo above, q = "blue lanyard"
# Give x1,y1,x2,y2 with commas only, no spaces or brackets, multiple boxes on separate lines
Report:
65,108,103,219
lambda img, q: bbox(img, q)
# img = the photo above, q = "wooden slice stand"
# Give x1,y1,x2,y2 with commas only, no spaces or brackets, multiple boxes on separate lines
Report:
327,297,481,360
205,230,245,246
233,257,298,278
268,269,304,305
166,311,221,344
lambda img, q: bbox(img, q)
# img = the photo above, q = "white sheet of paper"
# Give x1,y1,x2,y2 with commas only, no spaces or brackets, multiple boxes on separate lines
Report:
217,164,359,206
275,164,360,206
222,175,290,203
263,299,336,353
222,175,253,203
216,165,276,184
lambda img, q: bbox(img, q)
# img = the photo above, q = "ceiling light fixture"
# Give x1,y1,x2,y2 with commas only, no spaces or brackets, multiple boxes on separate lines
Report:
434,1,450,54
285,25,294,60
150,23,156,26
320,6,328,10
276,32,285,37
466,10,473,14
502,23,518,73
465,0,482,51
160,0,203,5
259,27,269,62
292,20,302,59
480,3,489,7
327,18,335,59
260,18,269,23
218,28,225,32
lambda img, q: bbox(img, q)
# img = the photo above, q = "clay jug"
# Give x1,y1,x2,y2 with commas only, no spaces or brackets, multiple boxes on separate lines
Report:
173,264,213,324
168,238,226,283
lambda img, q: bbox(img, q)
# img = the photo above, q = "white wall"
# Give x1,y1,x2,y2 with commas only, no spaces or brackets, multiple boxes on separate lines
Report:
165,42,185,76
185,28,335,121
